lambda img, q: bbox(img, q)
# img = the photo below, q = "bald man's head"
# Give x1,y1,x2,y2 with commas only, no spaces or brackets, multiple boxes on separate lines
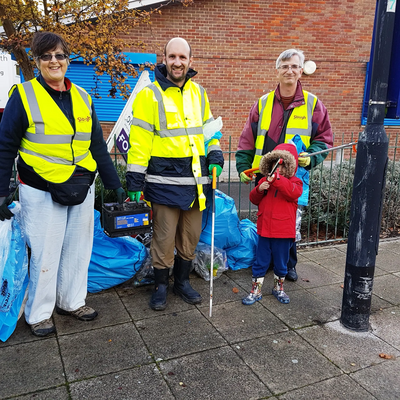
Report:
164,37,192,58
163,37,193,87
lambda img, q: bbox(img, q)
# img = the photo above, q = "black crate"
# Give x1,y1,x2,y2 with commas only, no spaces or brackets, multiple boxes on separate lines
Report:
102,201,152,238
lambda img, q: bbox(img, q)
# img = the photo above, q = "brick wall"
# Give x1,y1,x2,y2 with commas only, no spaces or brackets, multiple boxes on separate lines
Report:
102,0,399,151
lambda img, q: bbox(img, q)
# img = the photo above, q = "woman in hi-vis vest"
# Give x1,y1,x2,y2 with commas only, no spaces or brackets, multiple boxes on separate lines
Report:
0,32,126,337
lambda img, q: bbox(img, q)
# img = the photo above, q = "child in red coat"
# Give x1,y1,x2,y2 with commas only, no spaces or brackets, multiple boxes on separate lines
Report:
242,143,303,305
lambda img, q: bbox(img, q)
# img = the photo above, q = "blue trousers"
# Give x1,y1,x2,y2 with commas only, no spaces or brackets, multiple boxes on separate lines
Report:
252,236,292,278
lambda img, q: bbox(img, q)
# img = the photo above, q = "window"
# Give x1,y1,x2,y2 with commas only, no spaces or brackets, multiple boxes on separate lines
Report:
362,0,400,126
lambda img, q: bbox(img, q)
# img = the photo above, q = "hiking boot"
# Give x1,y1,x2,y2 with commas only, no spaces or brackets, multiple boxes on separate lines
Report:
56,305,98,321
242,277,264,305
29,318,56,337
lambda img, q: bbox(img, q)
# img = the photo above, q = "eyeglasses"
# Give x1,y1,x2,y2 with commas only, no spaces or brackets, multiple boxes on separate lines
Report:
37,53,69,61
278,64,302,71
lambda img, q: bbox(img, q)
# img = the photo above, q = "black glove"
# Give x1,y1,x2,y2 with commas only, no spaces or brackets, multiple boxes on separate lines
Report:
0,196,14,221
113,187,126,204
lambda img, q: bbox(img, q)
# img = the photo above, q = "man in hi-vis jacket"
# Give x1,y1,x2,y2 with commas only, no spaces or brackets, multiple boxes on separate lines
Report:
126,38,224,311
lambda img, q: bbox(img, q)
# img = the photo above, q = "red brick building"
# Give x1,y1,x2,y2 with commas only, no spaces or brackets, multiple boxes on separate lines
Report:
102,0,399,157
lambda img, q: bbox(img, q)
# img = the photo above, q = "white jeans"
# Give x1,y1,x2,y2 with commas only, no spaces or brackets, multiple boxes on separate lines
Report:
20,184,94,324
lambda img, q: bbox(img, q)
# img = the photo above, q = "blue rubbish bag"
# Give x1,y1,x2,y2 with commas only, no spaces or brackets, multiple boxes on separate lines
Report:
200,190,241,250
226,219,258,270
88,209,148,293
0,202,29,342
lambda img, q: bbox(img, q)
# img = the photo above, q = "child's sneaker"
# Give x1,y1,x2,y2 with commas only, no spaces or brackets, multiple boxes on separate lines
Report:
242,277,264,305
272,275,290,304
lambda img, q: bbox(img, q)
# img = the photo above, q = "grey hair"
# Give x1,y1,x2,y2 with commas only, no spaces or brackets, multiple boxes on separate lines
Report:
276,49,305,69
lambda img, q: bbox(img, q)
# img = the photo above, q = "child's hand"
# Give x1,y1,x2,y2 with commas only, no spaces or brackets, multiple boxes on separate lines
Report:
267,171,280,183
258,181,270,192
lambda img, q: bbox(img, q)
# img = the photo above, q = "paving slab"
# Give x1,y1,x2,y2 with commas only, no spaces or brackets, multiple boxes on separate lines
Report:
277,374,376,400
350,359,400,400
14,386,70,400
58,323,151,381
135,308,226,360
370,306,400,350
159,346,271,400
297,320,400,373
0,338,65,398
199,300,288,343
261,288,339,329
235,330,341,395
69,364,174,400
300,246,346,262
189,272,249,306
293,260,343,289
373,274,400,305
116,278,195,320
309,284,392,313
375,250,400,273
53,290,131,335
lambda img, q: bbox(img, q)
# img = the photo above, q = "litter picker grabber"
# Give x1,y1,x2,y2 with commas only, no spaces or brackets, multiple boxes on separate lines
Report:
209,166,217,318
297,141,358,158
242,157,283,183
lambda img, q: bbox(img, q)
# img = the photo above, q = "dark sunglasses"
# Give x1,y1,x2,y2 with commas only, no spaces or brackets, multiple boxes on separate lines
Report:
37,53,69,61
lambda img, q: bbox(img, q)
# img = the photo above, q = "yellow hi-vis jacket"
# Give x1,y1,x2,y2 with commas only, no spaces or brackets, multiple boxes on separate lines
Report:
127,79,221,211
252,89,317,169
12,79,97,183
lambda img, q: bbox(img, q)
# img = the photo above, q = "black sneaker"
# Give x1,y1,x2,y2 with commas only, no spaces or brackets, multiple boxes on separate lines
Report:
286,268,298,281
56,305,98,321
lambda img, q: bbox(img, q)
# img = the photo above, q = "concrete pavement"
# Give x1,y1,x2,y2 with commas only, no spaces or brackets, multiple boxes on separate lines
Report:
1,238,400,399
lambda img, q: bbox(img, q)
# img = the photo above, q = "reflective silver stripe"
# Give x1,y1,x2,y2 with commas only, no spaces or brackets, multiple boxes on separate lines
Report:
74,132,91,141
75,151,89,162
286,93,316,137
156,126,203,138
146,175,209,185
208,144,221,152
74,84,92,112
24,81,45,135
199,85,206,121
24,131,73,144
132,117,154,132
127,164,147,173
147,84,167,130
255,129,267,157
19,147,73,165
257,94,270,140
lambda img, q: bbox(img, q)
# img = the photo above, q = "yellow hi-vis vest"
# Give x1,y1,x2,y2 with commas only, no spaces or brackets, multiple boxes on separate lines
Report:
127,80,216,211
13,79,97,183
252,89,317,169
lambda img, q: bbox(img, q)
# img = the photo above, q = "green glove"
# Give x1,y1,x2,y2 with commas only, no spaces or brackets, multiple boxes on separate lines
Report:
298,152,311,167
128,191,141,203
113,187,126,204
208,164,223,179
240,171,252,184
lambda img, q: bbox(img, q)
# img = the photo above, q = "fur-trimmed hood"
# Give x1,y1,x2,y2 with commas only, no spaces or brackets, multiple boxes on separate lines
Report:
259,143,298,178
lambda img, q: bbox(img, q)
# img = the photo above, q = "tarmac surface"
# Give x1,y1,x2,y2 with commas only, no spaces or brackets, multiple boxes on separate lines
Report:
1,238,400,400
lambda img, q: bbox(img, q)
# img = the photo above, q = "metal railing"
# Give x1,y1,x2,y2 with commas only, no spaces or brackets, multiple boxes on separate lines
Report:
104,132,400,247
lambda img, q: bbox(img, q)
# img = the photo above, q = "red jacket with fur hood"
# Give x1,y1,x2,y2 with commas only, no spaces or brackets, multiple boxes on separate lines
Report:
249,143,303,239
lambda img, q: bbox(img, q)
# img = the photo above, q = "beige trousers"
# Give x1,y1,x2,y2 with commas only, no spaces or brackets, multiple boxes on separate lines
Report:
150,200,202,270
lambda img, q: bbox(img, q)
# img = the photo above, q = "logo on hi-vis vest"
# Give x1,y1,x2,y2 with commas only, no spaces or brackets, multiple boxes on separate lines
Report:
77,116,91,123
293,116,306,120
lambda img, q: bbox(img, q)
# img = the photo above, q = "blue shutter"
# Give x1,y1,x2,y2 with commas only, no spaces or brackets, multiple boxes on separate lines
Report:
67,53,156,122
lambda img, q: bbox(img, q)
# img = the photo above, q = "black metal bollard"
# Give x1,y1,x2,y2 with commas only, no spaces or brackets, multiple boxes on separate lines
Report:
340,0,395,331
